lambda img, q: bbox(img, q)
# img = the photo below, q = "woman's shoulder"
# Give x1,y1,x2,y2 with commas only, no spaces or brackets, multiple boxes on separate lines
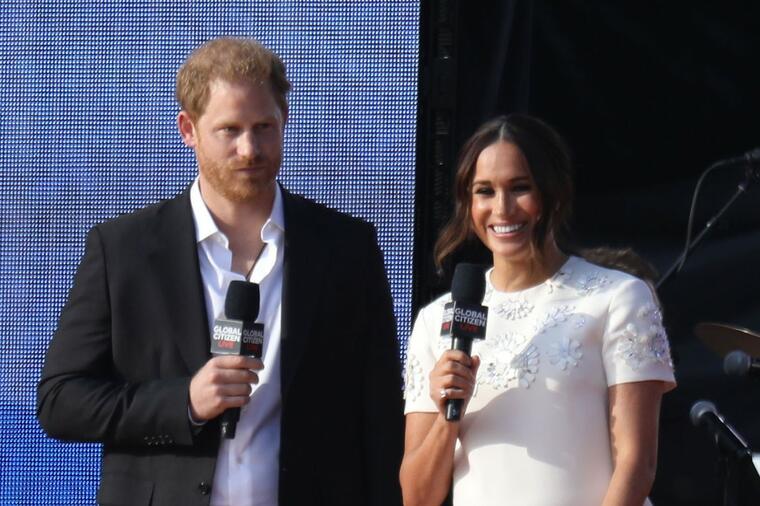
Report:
561,255,656,302
417,291,452,319
571,255,644,282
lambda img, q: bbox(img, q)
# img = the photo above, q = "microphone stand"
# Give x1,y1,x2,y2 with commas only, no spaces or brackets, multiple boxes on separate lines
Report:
716,448,759,506
656,168,757,290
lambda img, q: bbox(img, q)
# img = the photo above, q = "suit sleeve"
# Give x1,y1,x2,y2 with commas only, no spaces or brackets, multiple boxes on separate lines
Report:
36,226,196,448
359,224,404,506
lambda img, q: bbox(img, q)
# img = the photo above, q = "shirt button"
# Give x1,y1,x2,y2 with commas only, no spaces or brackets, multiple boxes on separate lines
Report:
198,481,212,495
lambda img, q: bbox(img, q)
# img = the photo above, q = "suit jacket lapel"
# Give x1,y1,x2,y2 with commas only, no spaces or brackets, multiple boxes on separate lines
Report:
280,189,328,400
149,189,211,373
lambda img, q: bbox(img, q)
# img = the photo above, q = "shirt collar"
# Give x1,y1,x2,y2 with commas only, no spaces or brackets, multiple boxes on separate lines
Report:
190,177,285,245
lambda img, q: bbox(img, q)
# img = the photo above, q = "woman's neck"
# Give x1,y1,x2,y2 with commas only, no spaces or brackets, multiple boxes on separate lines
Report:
490,242,567,292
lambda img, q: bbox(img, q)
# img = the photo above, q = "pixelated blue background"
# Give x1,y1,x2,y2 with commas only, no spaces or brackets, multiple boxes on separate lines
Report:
0,1,418,503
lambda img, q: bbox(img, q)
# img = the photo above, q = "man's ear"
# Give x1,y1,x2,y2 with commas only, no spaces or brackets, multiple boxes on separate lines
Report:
177,110,197,148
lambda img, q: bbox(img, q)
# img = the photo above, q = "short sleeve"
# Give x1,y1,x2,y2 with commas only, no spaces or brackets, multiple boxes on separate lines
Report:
403,303,445,414
601,278,676,390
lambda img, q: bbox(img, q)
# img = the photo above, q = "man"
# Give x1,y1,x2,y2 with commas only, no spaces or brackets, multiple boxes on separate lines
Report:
37,37,404,506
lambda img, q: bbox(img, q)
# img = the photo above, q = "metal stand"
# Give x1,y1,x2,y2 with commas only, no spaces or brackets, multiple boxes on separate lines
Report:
656,180,750,290
718,452,760,506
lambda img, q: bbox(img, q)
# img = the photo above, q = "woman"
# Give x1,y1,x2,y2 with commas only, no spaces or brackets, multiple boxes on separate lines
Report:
400,114,675,506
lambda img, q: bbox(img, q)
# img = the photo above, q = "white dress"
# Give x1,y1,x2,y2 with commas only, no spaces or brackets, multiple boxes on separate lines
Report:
404,256,676,506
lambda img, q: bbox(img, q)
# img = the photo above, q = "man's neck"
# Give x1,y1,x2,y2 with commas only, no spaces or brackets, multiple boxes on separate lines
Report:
200,181,275,275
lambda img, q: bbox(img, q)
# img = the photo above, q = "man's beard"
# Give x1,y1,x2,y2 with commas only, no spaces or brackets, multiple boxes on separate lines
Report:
197,151,279,203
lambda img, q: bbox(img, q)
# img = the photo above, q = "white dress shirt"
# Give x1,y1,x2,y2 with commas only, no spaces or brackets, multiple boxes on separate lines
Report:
190,178,284,506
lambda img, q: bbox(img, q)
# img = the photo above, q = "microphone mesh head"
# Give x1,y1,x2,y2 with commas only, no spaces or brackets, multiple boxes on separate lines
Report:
724,350,751,376
689,400,717,427
225,280,260,321
451,263,486,304
746,148,760,163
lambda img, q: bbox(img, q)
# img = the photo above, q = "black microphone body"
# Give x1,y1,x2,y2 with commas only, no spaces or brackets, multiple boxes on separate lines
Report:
724,350,760,378
442,263,488,421
210,280,263,439
690,400,752,461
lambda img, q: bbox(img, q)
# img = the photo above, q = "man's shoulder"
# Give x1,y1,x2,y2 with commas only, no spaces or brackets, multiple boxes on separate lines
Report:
95,190,189,237
282,189,374,234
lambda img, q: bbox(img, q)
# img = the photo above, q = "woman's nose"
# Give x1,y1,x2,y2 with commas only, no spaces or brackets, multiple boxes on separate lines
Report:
494,192,514,217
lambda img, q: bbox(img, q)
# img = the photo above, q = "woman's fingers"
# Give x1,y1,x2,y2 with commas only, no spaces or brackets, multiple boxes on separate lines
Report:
429,352,480,411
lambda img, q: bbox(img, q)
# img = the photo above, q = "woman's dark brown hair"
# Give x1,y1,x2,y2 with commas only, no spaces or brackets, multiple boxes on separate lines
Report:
433,114,575,272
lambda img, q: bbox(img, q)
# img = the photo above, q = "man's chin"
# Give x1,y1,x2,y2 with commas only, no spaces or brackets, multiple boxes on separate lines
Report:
219,181,276,203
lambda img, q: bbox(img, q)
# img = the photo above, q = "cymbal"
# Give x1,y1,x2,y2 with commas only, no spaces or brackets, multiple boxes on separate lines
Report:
694,322,760,357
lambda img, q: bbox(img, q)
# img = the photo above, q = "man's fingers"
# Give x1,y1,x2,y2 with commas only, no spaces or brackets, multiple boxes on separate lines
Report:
210,355,264,371
215,382,254,398
207,368,259,385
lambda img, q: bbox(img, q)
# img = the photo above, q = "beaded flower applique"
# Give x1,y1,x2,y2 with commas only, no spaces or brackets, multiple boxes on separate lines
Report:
477,331,540,390
403,353,425,401
615,302,673,370
574,272,610,295
533,305,577,334
548,336,583,372
492,298,534,321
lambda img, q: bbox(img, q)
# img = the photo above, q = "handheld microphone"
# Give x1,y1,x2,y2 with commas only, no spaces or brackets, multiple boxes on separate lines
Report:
724,350,760,378
442,263,488,421
210,280,264,439
690,400,752,461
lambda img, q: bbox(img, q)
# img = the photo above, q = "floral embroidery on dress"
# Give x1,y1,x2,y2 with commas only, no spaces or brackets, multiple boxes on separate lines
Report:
575,272,610,295
477,331,540,389
615,313,673,370
548,336,583,371
403,353,425,401
492,298,534,321
511,344,540,388
533,305,576,334
481,361,510,389
546,266,573,294
638,302,663,325
477,331,524,389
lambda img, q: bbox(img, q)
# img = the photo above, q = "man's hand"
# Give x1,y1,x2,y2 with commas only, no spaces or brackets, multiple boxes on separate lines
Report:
189,355,263,422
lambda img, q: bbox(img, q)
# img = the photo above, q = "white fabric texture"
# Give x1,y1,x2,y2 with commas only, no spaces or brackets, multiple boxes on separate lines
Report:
191,178,285,506
404,256,675,506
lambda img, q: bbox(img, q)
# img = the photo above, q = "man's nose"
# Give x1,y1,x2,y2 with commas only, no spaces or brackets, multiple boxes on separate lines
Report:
237,131,259,158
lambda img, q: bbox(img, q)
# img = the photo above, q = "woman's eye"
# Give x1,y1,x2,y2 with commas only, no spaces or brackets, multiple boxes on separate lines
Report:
512,184,532,193
474,187,494,195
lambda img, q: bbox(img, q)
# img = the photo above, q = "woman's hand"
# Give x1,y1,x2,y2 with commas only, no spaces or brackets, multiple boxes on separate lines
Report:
428,350,481,416
402,351,480,506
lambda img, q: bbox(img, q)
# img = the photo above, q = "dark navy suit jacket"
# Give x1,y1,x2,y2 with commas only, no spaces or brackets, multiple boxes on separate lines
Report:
37,186,404,506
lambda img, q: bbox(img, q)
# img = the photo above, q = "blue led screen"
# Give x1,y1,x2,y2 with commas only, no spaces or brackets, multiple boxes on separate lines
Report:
0,2,418,503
